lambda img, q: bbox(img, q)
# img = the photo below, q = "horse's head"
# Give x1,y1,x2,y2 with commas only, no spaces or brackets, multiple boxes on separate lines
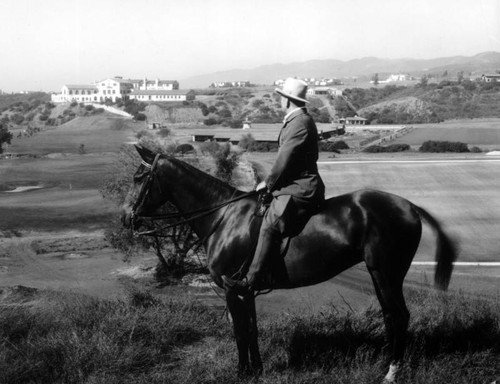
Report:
121,145,169,229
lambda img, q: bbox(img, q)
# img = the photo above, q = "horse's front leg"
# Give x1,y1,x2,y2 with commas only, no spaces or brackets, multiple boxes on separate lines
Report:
244,294,263,374
225,290,251,375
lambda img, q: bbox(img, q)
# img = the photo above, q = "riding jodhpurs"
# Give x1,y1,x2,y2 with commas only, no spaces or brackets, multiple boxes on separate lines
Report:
246,194,315,286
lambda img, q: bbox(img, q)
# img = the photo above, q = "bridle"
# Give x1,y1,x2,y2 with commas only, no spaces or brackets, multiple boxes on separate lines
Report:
130,153,163,227
130,154,258,237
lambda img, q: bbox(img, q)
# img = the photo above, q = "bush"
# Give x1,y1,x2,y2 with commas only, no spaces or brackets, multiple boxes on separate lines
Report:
238,133,256,151
363,143,410,153
135,113,147,121
319,140,349,152
419,140,470,153
0,123,13,154
228,118,243,128
203,117,218,126
10,113,24,125
252,141,279,152
470,146,482,153
157,127,171,137
175,143,195,154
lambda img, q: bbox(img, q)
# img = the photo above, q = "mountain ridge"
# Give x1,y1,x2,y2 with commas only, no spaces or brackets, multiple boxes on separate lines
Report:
180,52,500,88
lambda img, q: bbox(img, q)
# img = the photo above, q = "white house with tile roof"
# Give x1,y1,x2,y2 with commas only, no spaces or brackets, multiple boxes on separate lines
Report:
51,77,183,104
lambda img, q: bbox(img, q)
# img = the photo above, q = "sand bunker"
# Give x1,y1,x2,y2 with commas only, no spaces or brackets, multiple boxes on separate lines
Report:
5,185,43,193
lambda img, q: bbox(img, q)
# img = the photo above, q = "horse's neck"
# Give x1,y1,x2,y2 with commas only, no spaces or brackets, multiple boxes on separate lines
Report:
159,159,236,235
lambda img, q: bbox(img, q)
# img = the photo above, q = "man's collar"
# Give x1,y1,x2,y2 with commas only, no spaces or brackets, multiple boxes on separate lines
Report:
283,107,306,123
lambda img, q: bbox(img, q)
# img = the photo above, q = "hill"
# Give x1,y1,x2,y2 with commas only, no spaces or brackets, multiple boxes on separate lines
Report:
180,52,500,88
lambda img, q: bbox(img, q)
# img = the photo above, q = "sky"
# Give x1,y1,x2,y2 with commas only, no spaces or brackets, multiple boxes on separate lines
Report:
0,0,499,92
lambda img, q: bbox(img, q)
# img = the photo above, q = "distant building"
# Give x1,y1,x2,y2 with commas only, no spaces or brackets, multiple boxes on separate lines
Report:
375,73,416,84
340,116,367,125
128,78,179,91
210,81,251,88
95,78,134,102
129,89,195,102
51,76,183,103
307,87,343,96
51,84,99,103
481,73,500,82
275,78,342,87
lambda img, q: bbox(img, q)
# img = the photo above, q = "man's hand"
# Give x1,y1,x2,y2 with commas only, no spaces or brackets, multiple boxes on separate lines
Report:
256,181,267,192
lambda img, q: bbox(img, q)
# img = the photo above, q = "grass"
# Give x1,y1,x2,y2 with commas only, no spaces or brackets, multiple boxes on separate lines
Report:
391,118,500,148
0,286,498,384
7,114,138,155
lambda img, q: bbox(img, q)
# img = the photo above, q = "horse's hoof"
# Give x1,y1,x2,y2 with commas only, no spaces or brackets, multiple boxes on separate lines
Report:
383,363,400,383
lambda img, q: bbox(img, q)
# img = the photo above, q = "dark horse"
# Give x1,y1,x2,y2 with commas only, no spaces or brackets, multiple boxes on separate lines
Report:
121,146,457,383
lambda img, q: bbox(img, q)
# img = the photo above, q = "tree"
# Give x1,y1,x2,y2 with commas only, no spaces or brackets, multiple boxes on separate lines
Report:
100,140,243,281
419,75,429,88
372,73,379,86
0,123,13,154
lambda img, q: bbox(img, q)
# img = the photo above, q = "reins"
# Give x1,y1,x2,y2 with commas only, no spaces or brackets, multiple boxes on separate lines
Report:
130,153,258,237
133,189,258,236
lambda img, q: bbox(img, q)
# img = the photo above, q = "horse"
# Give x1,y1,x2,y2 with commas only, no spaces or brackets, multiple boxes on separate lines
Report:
121,145,457,383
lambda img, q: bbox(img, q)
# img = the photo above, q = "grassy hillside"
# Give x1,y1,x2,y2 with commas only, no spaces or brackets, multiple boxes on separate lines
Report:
7,114,138,155
0,92,50,112
1,286,498,384
347,81,500,124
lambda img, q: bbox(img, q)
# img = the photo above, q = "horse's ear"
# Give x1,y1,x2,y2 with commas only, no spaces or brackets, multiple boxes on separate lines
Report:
135,145,154,163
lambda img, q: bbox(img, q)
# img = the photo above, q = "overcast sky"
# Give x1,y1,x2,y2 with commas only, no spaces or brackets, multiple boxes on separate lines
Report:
0,0,499,92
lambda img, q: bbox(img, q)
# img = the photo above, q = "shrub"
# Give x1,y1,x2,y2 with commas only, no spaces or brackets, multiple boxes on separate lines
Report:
157,127,171,137
0,123,13,154
203,117,218,126
85,105,94,111
319,140,349,152
175,143,195,154
470,146,482,153
228,118,243,128
38,114,48,121
135,113,147,121
70,101,78,107
252,141,279,152
238,133,256,151
10,113,24,125
419,140,470,153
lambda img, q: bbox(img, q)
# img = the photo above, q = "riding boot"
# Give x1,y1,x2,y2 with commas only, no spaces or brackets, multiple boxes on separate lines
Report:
222,232,279,295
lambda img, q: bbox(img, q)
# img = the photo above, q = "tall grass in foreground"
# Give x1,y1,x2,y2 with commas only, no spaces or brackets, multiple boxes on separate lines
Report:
1,286,499,384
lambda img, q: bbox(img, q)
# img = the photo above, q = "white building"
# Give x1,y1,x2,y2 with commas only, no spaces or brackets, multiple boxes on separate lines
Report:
51,77,183,104
51,84,99,103
95,78,134,102
129,89,195,102
307,87,343,96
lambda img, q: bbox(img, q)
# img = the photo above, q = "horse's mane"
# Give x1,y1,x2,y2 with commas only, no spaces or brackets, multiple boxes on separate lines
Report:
163,154,240,197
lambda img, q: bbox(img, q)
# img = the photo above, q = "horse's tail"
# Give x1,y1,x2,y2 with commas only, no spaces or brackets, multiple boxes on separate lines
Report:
413,204,457,291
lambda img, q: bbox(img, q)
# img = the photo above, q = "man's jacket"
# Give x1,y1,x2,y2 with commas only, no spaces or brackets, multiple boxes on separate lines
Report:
266,108,325,203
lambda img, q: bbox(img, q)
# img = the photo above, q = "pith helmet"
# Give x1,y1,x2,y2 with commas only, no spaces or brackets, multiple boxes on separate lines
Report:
275,78,309,103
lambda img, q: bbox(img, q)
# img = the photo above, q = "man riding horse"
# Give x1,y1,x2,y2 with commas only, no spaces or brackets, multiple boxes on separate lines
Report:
222,77,326,294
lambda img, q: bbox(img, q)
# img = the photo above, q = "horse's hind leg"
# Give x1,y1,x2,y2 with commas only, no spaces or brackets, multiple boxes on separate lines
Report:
367,268,410,382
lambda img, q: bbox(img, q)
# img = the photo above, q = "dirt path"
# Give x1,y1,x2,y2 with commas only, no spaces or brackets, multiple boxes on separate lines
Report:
0,231,130,299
